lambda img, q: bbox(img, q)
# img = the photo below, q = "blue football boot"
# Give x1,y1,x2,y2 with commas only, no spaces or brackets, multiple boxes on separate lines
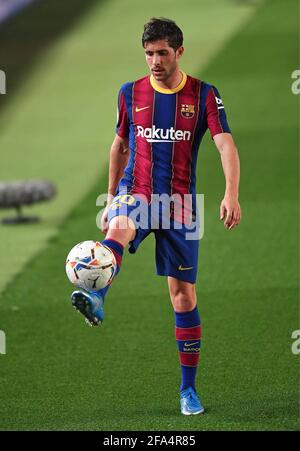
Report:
71,290,104,326
180,387,205,415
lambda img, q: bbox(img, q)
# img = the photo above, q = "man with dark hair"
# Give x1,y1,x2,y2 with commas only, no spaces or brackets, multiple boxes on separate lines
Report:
142,17,183,50
71,17,241,416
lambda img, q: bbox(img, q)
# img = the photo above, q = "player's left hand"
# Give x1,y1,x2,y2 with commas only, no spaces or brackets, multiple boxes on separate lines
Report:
220,196,241,230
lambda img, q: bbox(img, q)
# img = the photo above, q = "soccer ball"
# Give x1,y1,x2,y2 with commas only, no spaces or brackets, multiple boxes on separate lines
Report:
66,241,116,291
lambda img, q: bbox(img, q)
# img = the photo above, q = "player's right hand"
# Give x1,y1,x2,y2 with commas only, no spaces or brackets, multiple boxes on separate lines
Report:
100,195,114,234
100,205,110,234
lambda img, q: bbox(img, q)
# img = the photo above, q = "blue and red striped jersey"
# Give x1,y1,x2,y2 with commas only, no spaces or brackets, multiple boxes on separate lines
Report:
115,72,230,202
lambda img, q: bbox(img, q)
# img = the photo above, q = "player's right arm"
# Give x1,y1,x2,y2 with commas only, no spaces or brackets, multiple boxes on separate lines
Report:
108,135,129,199
108,134,129,203
101,86,130,234
101,135,129,234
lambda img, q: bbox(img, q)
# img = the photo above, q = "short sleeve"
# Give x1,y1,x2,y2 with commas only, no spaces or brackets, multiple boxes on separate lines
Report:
206,86,231,138
116,88,129,138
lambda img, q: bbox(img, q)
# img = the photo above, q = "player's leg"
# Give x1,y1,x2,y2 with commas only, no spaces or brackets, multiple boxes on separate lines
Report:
71,214,136,326
71,193,151,326
106,215,136,245
168,277,204,415
155,222,204,414
97,214,136,293
102,214,136,280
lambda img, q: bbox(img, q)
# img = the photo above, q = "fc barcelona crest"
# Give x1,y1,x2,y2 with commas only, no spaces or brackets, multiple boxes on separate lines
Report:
181,104,195,118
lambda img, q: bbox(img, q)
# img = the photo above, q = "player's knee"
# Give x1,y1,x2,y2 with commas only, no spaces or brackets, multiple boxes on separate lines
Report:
106,216,136,246
172,292,196,313
109,215,135,230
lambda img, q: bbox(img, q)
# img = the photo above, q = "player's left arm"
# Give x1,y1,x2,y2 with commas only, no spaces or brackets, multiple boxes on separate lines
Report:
206,84,241,230
213,133,241,230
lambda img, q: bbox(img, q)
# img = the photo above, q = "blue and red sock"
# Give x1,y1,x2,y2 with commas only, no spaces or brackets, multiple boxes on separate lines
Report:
93,238,124,299
175,306,201,392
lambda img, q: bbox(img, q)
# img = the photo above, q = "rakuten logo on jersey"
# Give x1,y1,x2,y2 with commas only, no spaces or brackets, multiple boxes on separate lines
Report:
136,125,191,143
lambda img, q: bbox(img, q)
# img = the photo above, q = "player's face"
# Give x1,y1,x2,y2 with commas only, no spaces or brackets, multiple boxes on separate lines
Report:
144,40,184,82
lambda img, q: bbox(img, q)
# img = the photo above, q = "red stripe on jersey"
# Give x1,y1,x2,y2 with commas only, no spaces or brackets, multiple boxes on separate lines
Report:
175,325,202,341
206,87,223,137
171,78,201,223
179,352,200,367
131,77,154,202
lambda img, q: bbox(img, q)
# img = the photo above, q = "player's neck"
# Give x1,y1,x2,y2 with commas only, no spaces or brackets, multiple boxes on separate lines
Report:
154,69,183,90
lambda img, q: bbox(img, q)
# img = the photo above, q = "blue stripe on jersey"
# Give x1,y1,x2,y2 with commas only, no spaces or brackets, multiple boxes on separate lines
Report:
120,82,134,118
199,81,211,131
152,92,177,194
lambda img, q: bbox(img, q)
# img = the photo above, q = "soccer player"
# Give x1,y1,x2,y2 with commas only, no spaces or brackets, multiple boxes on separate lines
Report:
71,18,241,415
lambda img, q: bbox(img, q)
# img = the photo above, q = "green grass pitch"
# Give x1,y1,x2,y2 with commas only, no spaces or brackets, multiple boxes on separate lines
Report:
0,0,298,430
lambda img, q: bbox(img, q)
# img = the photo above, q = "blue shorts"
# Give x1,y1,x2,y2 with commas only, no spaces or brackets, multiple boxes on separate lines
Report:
107,193,200,283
